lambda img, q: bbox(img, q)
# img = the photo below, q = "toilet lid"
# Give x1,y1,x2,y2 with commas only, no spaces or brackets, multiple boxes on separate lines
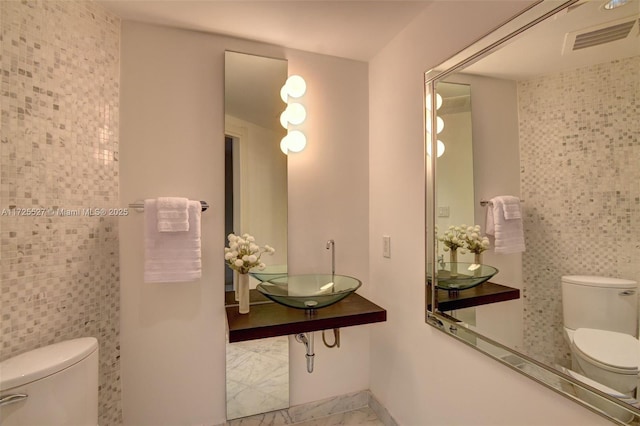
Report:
573,328,639,370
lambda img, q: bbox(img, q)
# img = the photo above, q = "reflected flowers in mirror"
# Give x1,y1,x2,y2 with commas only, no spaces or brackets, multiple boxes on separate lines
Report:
224,233,275,274
463,225,490,263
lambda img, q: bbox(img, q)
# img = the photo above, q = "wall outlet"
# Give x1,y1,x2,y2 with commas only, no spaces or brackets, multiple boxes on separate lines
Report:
383,235,391,258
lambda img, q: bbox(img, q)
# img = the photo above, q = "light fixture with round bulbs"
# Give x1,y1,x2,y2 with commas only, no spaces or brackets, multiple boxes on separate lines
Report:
279,75,308,154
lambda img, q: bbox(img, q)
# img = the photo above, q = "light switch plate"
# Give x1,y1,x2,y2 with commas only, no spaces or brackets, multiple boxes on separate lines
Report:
438,206,450,217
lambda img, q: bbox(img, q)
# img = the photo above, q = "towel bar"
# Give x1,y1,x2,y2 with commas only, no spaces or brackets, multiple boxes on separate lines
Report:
480,199,524,207
129,200,209,212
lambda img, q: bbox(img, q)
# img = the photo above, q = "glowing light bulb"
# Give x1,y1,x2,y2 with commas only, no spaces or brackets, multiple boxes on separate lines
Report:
285,103,306,125
285,75,306,98
286,130,307,152
426,137,445,158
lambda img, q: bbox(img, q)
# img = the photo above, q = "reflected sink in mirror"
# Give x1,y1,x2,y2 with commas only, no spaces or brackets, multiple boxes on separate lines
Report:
428,262,498,291
256,274,362,309
249,264,288,282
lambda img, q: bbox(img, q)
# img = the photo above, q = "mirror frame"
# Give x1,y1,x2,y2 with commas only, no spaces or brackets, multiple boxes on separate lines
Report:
425,1,639,423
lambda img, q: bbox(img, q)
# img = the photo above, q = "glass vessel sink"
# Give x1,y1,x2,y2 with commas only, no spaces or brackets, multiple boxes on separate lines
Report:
256,274,362,310
249,264,287,282
428,262,498,291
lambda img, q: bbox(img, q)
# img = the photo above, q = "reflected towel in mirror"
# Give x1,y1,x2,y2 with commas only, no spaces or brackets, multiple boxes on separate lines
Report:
486,196,525,254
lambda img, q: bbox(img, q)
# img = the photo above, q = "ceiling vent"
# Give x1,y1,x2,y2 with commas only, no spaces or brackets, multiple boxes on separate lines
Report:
563,16,639,53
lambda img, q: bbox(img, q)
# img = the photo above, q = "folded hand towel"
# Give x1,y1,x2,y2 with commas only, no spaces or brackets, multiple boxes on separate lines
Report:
144,199,202,282
501,196,522,220
157,197,189,232
485,196,525,254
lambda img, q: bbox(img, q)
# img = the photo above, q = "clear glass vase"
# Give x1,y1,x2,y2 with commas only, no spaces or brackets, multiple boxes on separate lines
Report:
238,272,250,314
449,249,458,277
473,252,483,277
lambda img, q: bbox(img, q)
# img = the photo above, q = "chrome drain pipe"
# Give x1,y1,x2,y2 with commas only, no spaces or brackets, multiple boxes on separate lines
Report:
295,332,315,373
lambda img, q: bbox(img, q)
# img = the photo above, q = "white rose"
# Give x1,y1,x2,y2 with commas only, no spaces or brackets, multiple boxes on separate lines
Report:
234,259,244,267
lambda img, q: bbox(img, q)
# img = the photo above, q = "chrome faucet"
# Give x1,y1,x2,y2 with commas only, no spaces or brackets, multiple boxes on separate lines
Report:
326,239,335,276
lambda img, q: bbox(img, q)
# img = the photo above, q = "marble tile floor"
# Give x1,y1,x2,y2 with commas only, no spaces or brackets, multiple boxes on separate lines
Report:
226,336,289,419
291,407,384,426
225,390,396,426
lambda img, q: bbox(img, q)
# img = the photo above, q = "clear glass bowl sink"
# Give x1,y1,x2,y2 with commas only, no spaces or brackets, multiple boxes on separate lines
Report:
428,262,499,290
256,274,362,309
249,264,288,282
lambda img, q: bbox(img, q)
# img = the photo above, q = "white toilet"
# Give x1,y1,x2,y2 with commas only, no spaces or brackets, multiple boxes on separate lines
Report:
562,275,640,420
0,337,99,426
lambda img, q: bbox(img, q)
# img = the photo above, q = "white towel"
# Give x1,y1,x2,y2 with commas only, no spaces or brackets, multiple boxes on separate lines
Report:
144,199,202,282
157,197,189,232
485,196,525,254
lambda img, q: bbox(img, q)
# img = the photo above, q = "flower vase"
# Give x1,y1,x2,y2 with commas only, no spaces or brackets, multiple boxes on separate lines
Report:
473,252,482,277
238,273,250,314
449,249,458,277
234,271,240,301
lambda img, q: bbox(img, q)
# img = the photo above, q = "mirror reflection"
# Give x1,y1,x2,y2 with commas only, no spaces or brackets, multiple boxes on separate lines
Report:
427,0,640,422
224,51,289,420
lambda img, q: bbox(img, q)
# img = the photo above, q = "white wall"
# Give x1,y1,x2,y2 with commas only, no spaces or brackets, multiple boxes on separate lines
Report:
368,1,610,425
119,21,369,425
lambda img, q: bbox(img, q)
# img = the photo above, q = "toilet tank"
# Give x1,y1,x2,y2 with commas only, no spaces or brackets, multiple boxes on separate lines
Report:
0,337,98,426
562,275,638,336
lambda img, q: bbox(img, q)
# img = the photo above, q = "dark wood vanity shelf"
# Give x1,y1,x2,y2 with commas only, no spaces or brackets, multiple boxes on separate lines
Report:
427,281,520,312
225,290,387,343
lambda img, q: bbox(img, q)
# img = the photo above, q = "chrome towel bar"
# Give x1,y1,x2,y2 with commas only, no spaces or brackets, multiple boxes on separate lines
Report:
128,200,209,212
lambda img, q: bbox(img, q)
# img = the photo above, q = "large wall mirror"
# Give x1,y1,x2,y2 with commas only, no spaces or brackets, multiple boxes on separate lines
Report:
224,51,289,420
426,0,640,423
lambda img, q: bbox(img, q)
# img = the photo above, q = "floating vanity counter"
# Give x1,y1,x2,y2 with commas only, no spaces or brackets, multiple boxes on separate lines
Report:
225,290,386,343
427,281,520,312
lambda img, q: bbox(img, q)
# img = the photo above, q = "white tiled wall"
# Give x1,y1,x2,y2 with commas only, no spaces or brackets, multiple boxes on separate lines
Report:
0,1,122,423
519,56,640,366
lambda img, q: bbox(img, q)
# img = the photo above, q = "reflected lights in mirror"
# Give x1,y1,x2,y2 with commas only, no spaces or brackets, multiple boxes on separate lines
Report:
280,75,307,154
426,92,445,157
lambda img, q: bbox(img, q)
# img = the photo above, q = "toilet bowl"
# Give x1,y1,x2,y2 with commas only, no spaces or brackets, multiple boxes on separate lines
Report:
565,327,640,396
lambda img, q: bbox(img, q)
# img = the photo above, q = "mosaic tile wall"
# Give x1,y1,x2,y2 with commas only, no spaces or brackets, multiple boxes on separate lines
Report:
519,56,640,366
0,1,122,424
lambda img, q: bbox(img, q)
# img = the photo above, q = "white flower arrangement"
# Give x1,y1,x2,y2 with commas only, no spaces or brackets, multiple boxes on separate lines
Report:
438,224,490,255
438,225,468,254
224,233,275,274
463,225,490,255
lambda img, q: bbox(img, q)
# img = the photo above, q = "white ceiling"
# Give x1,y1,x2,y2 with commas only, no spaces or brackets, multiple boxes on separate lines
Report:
465,0,640,79
97,0,432,61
